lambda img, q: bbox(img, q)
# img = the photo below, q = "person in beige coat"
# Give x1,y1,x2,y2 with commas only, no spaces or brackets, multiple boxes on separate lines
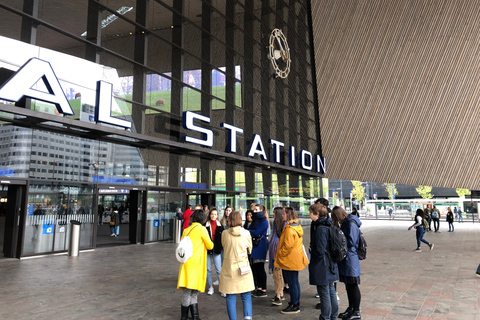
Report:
219,211,254,320
177,209,213,320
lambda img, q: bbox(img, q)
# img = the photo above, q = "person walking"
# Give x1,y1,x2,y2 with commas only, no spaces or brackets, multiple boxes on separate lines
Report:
268,207,286,306
447,207,455,232
457,207,464,223
309,203,339,320
110,210,120,237
177,209,213,320
331,206,362,320
205,207,224,297
248,204,269,298
408,209,434,252
219,210,255,320
275,207,309,314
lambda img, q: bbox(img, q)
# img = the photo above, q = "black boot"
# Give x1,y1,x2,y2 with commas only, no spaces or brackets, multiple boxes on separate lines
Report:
180,305,190,320
345,311,361,320
189,303,201,320
338,307,353,318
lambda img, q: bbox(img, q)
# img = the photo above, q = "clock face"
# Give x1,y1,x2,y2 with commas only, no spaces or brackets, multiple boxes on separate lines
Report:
268,28,291,79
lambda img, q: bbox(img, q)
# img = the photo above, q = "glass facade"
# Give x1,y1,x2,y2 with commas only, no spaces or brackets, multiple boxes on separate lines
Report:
0,0,323,257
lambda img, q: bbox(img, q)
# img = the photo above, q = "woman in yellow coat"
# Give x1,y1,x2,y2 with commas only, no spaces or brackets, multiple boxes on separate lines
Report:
275,207,309,315
177,209,213,320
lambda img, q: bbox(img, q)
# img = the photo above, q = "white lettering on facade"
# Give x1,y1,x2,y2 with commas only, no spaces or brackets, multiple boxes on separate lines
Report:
0,58,133,129
182,111,214,147
221,123,243,153
183,111,326,174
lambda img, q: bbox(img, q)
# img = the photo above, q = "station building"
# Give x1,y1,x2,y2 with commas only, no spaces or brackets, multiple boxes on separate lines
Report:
0,1,325,257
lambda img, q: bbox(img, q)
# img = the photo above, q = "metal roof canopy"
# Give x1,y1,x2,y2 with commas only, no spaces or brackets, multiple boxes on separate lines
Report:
0,103,324,178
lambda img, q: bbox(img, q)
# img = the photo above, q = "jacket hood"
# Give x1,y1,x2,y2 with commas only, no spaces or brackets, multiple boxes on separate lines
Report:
227,226,242,236
288,220,303,236
313,216,332,227
344,213,362,227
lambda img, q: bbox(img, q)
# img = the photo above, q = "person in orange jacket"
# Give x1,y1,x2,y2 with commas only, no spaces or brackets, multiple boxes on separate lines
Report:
275,207,309,314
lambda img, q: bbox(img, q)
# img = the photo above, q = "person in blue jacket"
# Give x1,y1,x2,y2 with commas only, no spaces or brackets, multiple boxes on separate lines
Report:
331,206,362,320
248,204,269,297
309,203,339,320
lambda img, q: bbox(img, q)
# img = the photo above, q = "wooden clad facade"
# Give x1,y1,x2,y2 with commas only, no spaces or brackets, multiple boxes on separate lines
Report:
311,0,480,189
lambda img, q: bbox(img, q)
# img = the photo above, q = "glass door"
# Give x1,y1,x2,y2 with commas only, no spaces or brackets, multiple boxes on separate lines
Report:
145,190,184,242
24,183,94,255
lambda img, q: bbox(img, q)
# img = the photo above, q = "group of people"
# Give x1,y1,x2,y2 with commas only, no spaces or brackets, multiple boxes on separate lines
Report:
421,206,457,234
176,199,364,320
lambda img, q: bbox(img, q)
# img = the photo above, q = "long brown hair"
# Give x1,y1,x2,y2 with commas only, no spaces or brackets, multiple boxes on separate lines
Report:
284,207,298,222
331,206,348,227
273,207,284,236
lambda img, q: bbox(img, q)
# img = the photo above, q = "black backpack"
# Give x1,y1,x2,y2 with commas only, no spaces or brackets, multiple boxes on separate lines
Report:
322,225,348,263
351,220,367,260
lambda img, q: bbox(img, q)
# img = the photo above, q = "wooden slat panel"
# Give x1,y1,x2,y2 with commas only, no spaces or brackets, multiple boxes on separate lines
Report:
311,0,480,189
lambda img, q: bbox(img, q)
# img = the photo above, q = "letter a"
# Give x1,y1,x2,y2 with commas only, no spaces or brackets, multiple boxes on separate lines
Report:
0,58,74,114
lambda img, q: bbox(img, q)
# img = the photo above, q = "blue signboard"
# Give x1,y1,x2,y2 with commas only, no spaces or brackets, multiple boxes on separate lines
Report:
28,204,34,215
43,221,54,234
153,220,159,227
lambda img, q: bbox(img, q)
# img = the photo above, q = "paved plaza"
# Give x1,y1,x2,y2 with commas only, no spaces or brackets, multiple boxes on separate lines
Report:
1,219,479,319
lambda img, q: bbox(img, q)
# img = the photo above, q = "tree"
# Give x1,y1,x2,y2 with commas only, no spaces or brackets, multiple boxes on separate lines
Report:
456,188,471,198
416,185,433,199
383,183,398,199
351,181,365,204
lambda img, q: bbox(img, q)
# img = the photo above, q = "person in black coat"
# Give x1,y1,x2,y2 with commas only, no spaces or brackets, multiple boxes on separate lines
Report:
309,203,339,320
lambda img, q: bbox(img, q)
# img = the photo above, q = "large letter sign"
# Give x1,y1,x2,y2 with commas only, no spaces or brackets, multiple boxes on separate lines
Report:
182,111,214,147
0,58,74,115
95,81,132,129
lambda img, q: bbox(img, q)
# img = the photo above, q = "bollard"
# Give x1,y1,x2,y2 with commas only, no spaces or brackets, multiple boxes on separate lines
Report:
174,218,182,244
68,220,82,257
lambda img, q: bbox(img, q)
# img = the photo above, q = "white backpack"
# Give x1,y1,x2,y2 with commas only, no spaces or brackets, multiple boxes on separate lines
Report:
175,225,198,263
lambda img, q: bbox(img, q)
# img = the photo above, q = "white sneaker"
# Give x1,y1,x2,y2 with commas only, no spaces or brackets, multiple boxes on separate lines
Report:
111,233,115,237
213,280,219,286
337,292,340,301
221,293,226,298
207,287,214,295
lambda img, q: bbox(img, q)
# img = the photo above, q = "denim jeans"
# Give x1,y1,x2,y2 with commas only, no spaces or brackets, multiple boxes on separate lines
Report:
282,270,300,305
110,225,119,235
448,222,454,231
207,253,222,286
416,226,429,248
317,283,338,320
226,292,252,320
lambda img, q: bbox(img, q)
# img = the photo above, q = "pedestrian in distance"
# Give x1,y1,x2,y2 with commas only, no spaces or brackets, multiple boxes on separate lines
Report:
332,206,362,320
219,210,255,320
408,209,434,252
275,207,309,314
352,207,359,218
110,210,120,237
177,209,213,320
431,206,441,232
447,207,455,232
248,204,269,298
268,207,286,306
309,203,339,320
457,207,464,223
220,205,233,229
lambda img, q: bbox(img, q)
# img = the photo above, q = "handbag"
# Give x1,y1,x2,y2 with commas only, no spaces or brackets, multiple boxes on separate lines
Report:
109,221,115,226
232,237,251,276
252,234,263,246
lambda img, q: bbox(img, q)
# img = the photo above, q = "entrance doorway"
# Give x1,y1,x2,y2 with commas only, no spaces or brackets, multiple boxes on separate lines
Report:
96,189,143,248
186,193,216,210
2,183,25,258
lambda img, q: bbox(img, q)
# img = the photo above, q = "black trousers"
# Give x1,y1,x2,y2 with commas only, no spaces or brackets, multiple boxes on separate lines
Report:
345,283,361,312
251,262,267,290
